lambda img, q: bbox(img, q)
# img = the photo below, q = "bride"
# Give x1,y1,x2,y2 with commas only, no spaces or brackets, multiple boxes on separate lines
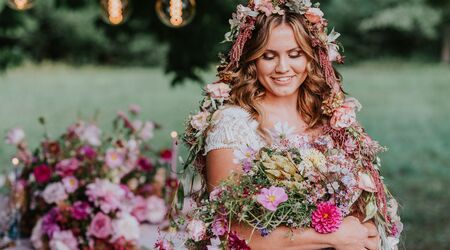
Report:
183,1,400,249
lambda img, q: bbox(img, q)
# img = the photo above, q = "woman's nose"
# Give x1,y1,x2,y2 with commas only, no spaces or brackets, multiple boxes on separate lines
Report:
275,56,289,74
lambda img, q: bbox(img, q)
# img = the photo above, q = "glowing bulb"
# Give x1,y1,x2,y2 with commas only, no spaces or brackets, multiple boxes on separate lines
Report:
156,0,196,28
100,0,130,25
170,131,178,138
7,0,35,11
12,158,19,166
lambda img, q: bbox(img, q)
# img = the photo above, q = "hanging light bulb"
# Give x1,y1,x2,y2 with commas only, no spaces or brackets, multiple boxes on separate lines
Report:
7,0,35,11
156,0,196,28
100,0,130,25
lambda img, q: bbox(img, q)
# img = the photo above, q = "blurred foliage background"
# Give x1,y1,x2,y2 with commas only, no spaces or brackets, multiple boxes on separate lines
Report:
0,0,449,249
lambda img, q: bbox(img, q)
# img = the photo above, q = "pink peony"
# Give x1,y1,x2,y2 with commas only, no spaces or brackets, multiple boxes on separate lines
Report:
56,158,80,177
42,182,68,204
131,196,147,222
33,164,52,184
85,179,126,213
190,111,210,131
111,213,140,242
105,148,125,169
88,212,113,239
206,82,231,100
5,128,25,145
71,201,91,220
146,195,167,224
62,176,79,193
49,230,79,250
186,219,206,242
256,186,288,211
311,202,343,234
305,8,324,24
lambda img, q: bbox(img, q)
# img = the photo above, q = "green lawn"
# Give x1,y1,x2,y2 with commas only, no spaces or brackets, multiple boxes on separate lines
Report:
1,61,449,249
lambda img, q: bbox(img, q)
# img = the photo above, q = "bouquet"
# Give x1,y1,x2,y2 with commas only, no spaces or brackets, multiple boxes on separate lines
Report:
183,119,402,250
5,105,178,250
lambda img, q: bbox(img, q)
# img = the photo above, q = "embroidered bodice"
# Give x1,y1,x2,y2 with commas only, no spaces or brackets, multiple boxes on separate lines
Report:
204,106,266,154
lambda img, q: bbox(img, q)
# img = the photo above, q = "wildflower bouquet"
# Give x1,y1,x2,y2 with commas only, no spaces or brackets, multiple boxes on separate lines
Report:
183,120,402,250
5,106,177,250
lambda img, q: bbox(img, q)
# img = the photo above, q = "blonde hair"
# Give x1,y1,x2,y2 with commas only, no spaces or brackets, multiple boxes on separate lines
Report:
229,12,340,140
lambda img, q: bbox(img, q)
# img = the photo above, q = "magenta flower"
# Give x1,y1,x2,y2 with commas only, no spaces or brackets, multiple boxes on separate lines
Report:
256,186,288,211
71,201,91,220
33,164,52,184
56,158,80,177
311,202,343,234
88,212,113,239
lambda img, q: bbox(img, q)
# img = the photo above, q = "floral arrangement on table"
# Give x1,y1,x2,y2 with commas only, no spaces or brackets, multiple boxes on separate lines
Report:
178,1,403,250
5,105,178,250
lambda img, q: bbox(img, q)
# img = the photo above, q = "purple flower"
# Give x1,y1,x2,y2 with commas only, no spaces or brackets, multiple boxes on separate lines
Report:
256,186,288,211
71,201,91,220
42,208,61,237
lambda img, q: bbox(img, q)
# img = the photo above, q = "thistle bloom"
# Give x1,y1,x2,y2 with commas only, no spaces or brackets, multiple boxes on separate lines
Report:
311,202,343,234
256,186,288,211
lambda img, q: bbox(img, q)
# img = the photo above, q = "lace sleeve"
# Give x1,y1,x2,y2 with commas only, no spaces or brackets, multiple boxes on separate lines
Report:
204,106,264,154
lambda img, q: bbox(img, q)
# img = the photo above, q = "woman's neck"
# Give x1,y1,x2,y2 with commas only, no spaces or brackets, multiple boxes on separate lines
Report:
259,92,299,115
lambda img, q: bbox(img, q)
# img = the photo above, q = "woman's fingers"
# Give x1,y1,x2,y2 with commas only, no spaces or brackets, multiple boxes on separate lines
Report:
363,221,378,237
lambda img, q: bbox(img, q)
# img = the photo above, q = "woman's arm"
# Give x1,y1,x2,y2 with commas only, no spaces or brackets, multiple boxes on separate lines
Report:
206,149,374,250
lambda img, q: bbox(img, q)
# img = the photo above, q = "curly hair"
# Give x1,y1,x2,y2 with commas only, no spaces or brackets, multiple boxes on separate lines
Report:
228,12,341,141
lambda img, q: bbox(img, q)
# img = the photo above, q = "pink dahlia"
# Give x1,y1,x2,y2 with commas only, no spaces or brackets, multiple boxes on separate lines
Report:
311,202,343,234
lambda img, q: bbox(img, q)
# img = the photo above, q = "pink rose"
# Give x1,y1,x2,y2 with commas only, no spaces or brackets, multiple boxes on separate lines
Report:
186,219,206,242
88,212,113,239
328,43,341,62
131,196,147,222
56,158,80,177
190,111,210,131
256,186,288,211
206,82,231,100
42,182,68,204
33,164,52,184
357,172,377,192
305,8,324,24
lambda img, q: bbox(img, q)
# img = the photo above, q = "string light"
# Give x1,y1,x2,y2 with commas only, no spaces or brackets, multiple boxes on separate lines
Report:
170,131,178,138
156,0,196,28
7,0,35,11
11,158,20,166
100,0,129,25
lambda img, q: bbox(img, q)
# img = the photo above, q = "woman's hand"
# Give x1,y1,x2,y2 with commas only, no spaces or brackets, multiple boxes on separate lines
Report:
328,216,370,250
362,220,381,250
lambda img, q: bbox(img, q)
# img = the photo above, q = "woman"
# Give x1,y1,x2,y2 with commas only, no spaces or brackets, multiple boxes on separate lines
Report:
183,1,401,249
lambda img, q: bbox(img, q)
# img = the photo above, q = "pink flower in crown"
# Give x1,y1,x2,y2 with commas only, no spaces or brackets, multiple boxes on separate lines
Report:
5,128,25,145
330,105,356,129
209,187,224,201
88,212,113,239
49,230,79,250
62,176,79,193
255,1,275,16
56,158,80,177
105,148,125,169
187,219,207,242
305,7,324,24
311,202,343,234
206,82,231,100
256,186,288,211
357,172,377,193
328,43,341,62
190,111,210,131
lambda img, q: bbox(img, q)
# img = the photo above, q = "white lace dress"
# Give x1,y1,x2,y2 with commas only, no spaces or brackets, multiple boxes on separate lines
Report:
205,106,266,154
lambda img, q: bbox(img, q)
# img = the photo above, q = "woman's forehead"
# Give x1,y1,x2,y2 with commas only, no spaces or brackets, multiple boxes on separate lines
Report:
265,24,300,51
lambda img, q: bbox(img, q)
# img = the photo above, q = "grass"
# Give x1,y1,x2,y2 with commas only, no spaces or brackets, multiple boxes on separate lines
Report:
0,61,449,249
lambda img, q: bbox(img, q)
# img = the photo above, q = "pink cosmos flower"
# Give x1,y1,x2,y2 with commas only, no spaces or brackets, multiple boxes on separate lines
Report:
33,164,52,184
5,128,25,145
62,176,79,193
88,212,113,239
56,158,80,177
105,148,125,169
311,202,343,234
305,8,324,23
212,216,227,236
256,186,288,211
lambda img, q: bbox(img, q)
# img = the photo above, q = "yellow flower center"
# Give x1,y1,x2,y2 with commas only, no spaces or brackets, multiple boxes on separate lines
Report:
268,195,276,203
323,213,329,219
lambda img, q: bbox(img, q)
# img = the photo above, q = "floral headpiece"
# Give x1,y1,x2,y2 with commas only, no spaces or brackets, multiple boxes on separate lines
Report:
219,0,345,114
